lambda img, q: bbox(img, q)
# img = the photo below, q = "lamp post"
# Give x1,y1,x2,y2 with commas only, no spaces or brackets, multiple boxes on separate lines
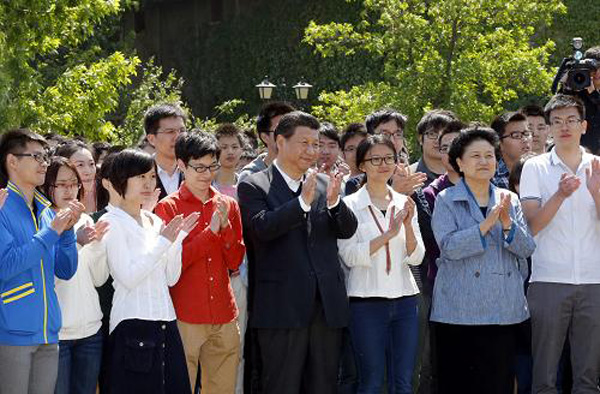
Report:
255,76,313,105
293,80,313,100
255,77,276,100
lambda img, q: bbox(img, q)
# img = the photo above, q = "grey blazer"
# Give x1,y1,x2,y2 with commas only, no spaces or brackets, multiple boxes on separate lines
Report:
430,179,535,325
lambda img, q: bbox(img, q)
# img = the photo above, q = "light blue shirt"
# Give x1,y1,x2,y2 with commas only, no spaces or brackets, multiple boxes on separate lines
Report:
430,179,535,325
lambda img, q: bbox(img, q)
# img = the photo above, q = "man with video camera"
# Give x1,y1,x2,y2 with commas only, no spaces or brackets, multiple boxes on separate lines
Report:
554,40,600,154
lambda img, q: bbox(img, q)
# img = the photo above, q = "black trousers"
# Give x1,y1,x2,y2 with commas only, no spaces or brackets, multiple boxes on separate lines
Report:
435,323,518,394
107,319,190,394
256,299,343,394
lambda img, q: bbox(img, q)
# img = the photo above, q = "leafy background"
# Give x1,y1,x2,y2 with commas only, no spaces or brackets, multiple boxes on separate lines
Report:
1,0,599,150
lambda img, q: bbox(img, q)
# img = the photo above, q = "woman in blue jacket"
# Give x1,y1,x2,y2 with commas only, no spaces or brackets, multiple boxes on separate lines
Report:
431,126,535,394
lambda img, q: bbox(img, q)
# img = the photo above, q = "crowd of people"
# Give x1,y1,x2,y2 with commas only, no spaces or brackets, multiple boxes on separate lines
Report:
0,71,600,394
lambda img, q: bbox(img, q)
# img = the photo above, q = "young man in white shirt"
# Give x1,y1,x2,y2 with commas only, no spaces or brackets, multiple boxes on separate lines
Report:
520,94,600,393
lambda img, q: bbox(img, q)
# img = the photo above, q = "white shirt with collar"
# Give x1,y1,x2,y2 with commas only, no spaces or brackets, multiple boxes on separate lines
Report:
156,162,181,195
520,147,600,284
273,160,339,210
338,184,425,298
103,206,186,333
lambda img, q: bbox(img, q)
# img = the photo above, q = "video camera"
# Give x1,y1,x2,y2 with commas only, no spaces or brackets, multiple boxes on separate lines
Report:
551,37,600,93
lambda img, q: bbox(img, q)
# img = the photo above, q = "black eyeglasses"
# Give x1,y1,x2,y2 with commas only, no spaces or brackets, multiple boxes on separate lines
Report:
500,131,533,140
13,152,50,164
550,118,582,128
364,155,397,166
52,182,82,191
375,131,404,139
156,128,185,136
423,130,440,140
187,163,221,173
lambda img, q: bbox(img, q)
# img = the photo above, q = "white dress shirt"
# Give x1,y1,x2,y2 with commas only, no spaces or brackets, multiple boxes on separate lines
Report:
338,184,425,298
273,160,340,210
156,163,181,195
55,213,109,340
103,207,186,333
520,147,600,284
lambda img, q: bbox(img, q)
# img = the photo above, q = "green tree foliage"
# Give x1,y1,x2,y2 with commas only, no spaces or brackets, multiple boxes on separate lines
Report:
304,0,566,140
0,0,140,141
116,58,189,146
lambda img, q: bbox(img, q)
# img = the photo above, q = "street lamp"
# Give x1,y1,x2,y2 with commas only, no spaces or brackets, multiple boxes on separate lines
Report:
255,77,276,100
293,80,313,100
256,77,313,101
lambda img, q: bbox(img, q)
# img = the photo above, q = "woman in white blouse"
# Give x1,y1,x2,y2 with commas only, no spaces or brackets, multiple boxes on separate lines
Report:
41,157,109,394
100,149,198,393
338,134,425,394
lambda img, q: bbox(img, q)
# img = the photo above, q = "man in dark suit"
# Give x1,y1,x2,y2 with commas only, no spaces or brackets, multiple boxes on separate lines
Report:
238,111,358,394
144,104,186,200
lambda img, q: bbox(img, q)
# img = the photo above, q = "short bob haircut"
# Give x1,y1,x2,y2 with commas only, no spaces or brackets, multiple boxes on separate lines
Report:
544,94,586,123
108,149,155,197
365,108,407,135
274,111,320,140
42,156,83,204
175,130,221,166
448,126,500,177
0,128,47,186
355,134,398,186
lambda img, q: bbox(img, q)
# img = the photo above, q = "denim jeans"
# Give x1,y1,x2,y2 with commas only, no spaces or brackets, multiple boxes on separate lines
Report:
349,295,419,394
55,329,103,394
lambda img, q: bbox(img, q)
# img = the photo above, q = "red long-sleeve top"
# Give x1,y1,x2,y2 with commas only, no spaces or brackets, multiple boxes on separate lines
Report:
155,184,245,324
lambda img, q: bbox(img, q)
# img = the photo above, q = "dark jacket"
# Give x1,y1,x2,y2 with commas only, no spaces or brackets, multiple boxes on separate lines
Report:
238,166,357,329
576,89,600,154
155,161,184,201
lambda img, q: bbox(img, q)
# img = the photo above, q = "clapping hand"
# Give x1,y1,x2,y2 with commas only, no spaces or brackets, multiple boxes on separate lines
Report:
497,192,512,229
390,163,427,195
301,167,319,206
386,207,405,239
51,209,75,235
216,198,230,230
402,197,416,226
336,160,351,177
77,220,111,245
586,158,600,198
181,212,200,234
210,199,229,234
558,173,581,199
326,168,343,207
160,214,185,242
55,200,85,234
